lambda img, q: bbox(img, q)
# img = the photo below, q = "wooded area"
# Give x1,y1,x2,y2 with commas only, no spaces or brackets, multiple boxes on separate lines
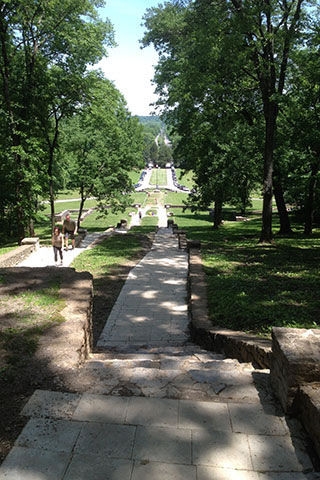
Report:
0,0,144,242
142,0,320,242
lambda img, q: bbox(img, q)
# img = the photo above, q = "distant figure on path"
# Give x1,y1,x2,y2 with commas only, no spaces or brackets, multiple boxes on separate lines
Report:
52,226,63,266
139,210,142,220
62,214,76,250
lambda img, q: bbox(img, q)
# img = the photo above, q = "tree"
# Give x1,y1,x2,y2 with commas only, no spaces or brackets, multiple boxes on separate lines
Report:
62,76,144,228
142,0,314,241
282,43,320,234
0,0,113,241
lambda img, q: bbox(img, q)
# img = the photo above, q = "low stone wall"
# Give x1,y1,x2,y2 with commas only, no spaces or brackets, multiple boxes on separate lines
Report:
270,327,320,413
295,384,320,459
188,247,271,369
0,245,34,268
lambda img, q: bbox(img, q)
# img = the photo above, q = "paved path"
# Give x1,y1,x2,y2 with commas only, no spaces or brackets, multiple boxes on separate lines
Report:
97,227,189,349
18,232,112,268
0,229,318,479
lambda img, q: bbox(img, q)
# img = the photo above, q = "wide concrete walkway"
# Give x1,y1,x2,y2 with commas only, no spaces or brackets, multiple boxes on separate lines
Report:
0,229,318,479
97,227,189,349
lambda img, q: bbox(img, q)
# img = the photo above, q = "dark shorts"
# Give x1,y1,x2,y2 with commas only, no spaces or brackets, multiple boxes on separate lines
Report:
64,230,75,240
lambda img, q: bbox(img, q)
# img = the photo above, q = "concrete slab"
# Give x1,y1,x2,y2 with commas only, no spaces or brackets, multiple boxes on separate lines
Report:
248,434,313,472
131,461,197,480
178,400,232,432
197,466,259,480
192,430,252,470
64,455,133,480
0,446,70,480
133,425,192,464
126,397,179,427
15,418,81,453
229,403,288,435
72,394,129,423
74,423,135,459
21,390,80,420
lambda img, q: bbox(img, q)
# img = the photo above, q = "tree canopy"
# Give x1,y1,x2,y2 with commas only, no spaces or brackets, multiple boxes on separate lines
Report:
142,0,319,241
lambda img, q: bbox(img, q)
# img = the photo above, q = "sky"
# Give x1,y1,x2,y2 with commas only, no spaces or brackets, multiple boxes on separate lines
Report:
97,1,161,117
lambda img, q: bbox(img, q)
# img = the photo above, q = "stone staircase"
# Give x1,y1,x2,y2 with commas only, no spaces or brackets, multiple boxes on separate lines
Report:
70,343,272,405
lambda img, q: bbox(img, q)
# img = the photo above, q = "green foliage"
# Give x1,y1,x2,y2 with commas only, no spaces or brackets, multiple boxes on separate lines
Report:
142,0,317,240
0,0,114,240
61,75,144,228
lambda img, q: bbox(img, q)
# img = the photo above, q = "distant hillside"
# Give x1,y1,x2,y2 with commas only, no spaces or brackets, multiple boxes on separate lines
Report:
138,116,163,137
137,115,161,124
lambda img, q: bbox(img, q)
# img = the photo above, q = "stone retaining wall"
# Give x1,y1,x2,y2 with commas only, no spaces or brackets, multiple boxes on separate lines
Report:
188,247,271,369
0,245,34,268
295,384,320,459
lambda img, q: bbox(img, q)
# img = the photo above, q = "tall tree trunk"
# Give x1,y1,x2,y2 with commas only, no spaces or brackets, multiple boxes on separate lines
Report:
259,102,277,244
46,114,60,232
213,196,223,229
77,185,86,230
273,174,293,235
49,177,55,232
304,160,319,235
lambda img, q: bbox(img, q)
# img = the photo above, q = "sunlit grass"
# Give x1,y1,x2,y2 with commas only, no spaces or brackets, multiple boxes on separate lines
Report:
171,208,320,336
150,168,168,185
71,232,143,277
175,169,195,190
0,246,18,256
81,208,136,232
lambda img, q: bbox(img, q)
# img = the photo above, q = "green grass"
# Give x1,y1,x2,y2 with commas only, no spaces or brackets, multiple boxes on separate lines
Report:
130,192,148,206
40,199,98,216
175,169,195,190
150,168,168,186
171,208,320,336
163,191,190,205
81,208,136,232
71,232,143,277
0,281,66,377
55,189,82,200
141,213,159,227
128,170,144,185
0,246,18,256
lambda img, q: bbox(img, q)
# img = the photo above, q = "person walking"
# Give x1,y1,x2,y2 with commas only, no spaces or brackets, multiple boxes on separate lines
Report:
52,226,63,266
62,214,76,250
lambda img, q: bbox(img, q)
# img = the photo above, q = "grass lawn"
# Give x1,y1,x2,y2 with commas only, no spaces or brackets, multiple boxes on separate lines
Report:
175,169,195,190
128,169,144,185
141,212,158,227
81,208,135,232
172,208,320,336
71,231,146,277
40,198,98,216
150,168,167,186
130,192,148,206
164,191,190,205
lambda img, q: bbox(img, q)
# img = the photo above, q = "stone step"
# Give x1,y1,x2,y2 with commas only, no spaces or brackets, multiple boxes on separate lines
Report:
94,343,222,357
71,349,270,404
